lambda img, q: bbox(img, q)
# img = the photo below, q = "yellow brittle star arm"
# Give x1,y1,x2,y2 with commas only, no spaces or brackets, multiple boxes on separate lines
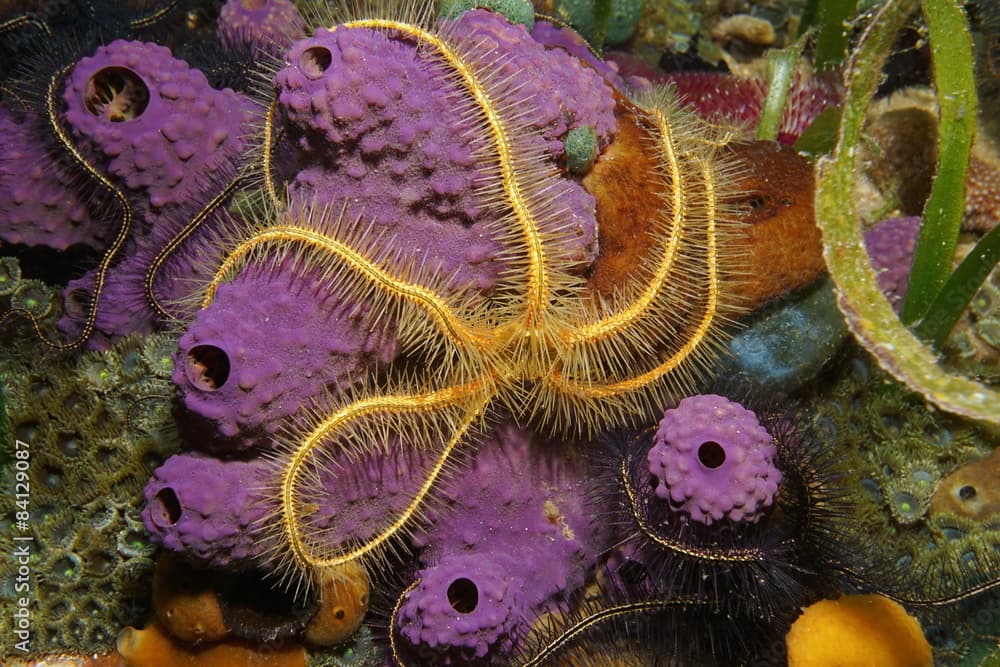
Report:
281,382,491,573
568,104,685,345
549,157,720,399
344,18,550,326
203,225,493,351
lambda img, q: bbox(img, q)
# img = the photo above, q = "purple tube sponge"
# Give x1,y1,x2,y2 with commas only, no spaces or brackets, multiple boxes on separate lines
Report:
647,394,781,524
62,39,252,212
53,39,256,346
0,104,106,251
273,9,615,292
296,438,447,549
142,452,274,570
397,421,603,663
217,0,305,50
863,216,921,313
530,18,627,90
142,431,442,571
174,259,398,451
395,555,524,664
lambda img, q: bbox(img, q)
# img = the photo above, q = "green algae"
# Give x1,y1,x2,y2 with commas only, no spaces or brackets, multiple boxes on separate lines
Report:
544,0,641,48
563,125,598,175
439,0,536,28
756,44,800,141
814,0,1000,425
900,0,980,327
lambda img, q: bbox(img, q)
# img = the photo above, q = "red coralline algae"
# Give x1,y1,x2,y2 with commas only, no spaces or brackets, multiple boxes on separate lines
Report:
607,53,841,145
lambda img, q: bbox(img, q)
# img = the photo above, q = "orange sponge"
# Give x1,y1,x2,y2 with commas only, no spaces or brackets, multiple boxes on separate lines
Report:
786,594,933,667
117,621,307,667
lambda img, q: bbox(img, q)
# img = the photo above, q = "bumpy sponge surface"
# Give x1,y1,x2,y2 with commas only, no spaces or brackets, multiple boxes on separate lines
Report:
142,452,272,570
647,394,781,524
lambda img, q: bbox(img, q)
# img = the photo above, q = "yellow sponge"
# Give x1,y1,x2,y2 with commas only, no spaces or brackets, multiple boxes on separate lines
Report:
786,594,933,667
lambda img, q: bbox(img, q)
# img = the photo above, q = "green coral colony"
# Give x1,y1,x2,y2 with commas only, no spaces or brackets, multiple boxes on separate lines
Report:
0,0,999,665
0,263,176,652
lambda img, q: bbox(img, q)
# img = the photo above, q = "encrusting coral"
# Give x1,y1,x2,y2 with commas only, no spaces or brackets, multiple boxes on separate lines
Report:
807,350,1000,661
0,332,178,655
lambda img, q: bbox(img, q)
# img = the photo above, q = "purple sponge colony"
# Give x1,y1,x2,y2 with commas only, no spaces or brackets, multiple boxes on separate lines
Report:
144,424,453,570
647,394,781,524
396,421,604,663
530,19,628,90
0,104,107,251
217,0,305,50
52,39,257,346
273,8,615,293
142,452,274,570
174,259,399,452
395,555,524,665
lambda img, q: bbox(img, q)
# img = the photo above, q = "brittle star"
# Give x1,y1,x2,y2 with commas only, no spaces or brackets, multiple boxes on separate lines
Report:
198,15,744,596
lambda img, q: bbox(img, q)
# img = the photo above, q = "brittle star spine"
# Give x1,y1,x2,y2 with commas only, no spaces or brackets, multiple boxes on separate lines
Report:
145,168,249,320
552,156,721,399
262,96,283,207
620,451,766,563
128,0,181,29
568,104,685,344
518,599,697,667
0,13,52,39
